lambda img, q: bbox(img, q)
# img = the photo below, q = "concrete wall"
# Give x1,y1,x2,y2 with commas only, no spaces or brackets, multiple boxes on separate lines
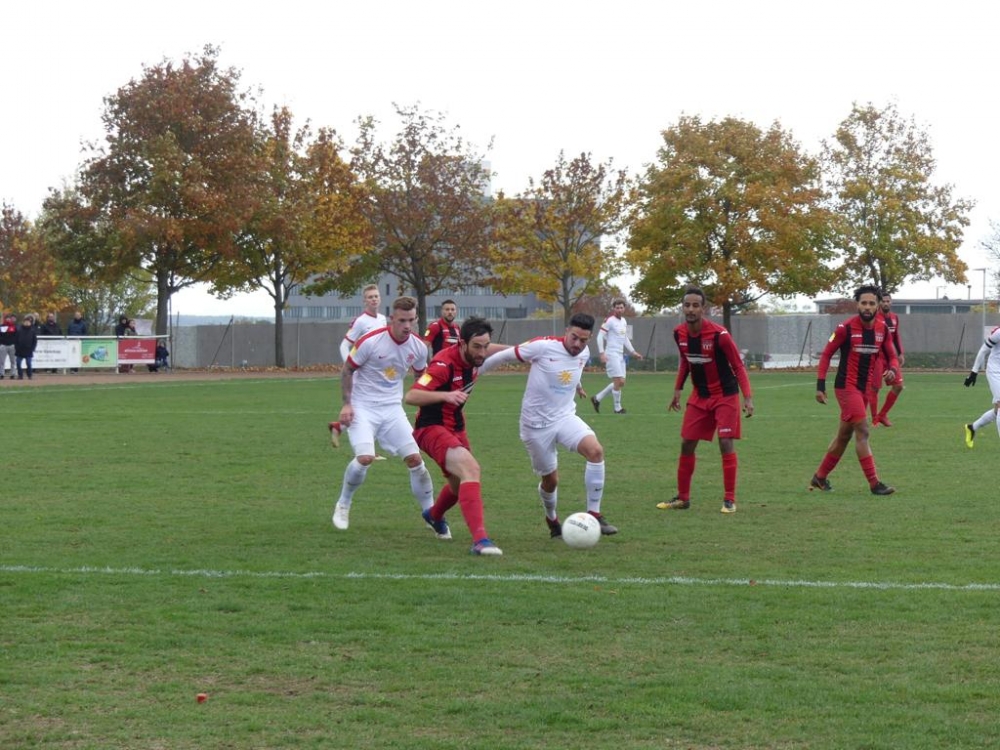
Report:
170,313,999,369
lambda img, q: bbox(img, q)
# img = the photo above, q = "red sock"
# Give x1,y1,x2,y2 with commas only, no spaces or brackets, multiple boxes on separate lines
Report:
817,452,840,479
859,454,879,486
677,454,696,500
432,485,459,518
458,481,487,541
721,452,737,502
879,390,899,417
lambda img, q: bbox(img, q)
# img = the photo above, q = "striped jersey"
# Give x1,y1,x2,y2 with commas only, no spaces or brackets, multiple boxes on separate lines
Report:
673,319,751,399
817,315,899,392
412,344,476,432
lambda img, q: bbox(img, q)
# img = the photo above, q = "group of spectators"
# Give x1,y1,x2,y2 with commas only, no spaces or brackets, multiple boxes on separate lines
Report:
0,311,167,379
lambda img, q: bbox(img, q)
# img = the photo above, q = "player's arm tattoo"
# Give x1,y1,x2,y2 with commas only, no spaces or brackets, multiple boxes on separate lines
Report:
341,364,355,405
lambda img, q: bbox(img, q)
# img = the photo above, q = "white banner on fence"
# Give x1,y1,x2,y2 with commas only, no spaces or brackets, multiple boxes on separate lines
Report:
34,338,80,368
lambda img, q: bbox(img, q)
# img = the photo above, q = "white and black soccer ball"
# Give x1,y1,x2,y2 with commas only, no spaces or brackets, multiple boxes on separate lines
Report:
561,512,601,549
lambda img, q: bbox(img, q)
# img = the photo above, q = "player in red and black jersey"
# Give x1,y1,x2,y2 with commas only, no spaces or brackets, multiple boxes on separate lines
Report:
811,285,900,496
868,293,905,427
659,287,754,514
405,316,505,556
423,299,461,355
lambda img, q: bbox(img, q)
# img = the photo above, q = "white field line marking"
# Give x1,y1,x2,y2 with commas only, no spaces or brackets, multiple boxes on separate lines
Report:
2,564,998,592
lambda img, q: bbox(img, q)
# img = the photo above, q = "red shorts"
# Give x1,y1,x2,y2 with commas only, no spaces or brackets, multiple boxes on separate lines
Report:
413,425,470,478
869,360,904,391
834,388,869,423
681,394,742,442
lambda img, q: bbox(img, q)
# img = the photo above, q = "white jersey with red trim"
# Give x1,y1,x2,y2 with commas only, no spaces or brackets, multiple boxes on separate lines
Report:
598,314,635,356
340,312,387,362
347,327,428,407
972,326,1000,377
481,336,589,428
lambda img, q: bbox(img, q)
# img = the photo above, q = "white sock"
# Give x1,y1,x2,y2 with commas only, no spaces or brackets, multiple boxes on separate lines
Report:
585,461,605,513
612,390,623,411
409,462,434,511
973,410,997,431
538,483,558,520
596,383,614,402
338,458,369,507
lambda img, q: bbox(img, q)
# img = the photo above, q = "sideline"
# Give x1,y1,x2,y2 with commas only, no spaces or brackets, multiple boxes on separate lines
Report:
2,564,998,592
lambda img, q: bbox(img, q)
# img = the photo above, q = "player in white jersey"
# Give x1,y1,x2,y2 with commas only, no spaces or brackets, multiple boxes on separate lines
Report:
330,284,386,447
591,298,643,415
479,313,619,538
331,296,435,532
962,325,1000,448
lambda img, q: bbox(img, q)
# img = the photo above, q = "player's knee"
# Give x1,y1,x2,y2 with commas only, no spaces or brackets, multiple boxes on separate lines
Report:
403,454,424,469
356,455,376,466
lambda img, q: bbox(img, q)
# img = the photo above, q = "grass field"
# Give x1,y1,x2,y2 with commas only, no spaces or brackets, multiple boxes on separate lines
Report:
2,370,999,749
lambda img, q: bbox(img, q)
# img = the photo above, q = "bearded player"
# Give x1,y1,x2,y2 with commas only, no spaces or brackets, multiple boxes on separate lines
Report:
810,285,899,496
405,316,505,556
478,313,618,538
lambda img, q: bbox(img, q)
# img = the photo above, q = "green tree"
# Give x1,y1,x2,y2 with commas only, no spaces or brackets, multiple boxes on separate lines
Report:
626,115,836,329
310,103,494,330
52,45,259,335
491,151,635,326
823,101,974,293
213,107,371,367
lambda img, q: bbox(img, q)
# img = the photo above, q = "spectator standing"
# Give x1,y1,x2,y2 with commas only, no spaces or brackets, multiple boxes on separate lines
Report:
39,313,63,373
115,316,136,373
0,314,16,379
67,312,88,373
67,311,88,336
14,314,38,380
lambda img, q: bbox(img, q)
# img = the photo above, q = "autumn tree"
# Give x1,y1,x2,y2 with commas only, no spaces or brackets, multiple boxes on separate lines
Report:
309,103,494,330
626,115,837,329
48,45,259,335
491,151,635,326
822,101,974,293
0,203,68,314
571,284,640,320
212,107,371,367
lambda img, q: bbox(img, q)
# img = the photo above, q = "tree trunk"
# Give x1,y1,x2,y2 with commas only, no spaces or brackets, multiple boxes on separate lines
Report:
155,270,171,336
273,288,285,368
722,300,733,331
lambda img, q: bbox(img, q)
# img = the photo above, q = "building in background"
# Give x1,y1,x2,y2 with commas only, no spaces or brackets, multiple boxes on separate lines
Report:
285,273,551,322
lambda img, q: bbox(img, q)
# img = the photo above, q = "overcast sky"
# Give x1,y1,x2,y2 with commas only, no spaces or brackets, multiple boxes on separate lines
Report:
3,0,997,314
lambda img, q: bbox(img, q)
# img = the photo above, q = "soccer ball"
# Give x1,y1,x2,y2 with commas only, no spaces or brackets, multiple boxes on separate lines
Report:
562,512,601,549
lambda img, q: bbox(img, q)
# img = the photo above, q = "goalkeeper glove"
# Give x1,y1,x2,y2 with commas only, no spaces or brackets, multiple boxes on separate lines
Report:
965,372,977,387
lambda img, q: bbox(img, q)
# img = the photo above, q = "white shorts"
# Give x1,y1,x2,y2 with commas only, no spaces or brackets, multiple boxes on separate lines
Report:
988,370,1000,403
604,353,627,379
519,415,595,476
347,402,419,459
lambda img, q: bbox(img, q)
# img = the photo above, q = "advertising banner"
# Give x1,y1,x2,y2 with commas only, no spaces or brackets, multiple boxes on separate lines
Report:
118,337,156,364
33,338,80,368
81,339,118,369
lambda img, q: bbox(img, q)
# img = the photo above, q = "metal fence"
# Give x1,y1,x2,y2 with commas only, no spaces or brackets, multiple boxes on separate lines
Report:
170,313,998,371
